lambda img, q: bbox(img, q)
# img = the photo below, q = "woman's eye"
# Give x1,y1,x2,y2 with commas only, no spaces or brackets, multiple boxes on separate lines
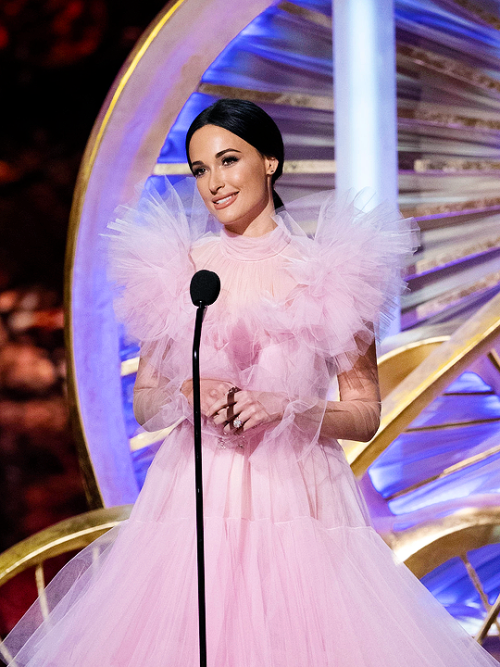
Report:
193,167,206,178
222,156,238,166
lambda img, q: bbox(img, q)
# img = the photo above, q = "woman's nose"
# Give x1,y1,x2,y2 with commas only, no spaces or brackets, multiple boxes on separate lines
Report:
209,169,224,194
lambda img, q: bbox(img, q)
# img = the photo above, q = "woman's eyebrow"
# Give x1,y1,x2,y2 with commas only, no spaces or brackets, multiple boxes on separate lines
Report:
215,148,241,158
191,148,242,166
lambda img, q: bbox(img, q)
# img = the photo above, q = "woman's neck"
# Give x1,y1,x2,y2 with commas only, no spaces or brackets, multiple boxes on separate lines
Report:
222,199,277,238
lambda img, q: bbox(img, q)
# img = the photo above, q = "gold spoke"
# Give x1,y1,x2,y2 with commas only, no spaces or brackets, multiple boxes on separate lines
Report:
476,590,500,644
488,350,500,373
406,416,500,432
0,638,18,667
35,563,50,621
460,555,500,637
386,441,500,501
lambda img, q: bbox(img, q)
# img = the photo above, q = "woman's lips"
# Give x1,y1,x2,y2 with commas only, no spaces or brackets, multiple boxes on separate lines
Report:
213,192,238,210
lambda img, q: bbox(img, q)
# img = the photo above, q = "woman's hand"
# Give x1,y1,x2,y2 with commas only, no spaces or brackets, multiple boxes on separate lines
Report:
210,390,288,434
181,378,239,417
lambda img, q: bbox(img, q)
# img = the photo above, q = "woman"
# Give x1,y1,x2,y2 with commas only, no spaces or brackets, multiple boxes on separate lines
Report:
3,99,498,666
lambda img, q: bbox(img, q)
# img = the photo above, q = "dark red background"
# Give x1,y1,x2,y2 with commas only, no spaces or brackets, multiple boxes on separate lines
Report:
0,0,166,635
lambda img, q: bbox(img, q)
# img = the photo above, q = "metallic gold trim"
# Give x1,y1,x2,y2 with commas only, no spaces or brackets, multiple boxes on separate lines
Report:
400,198,500,219
121,357,140,376
196,84,500,131
348,292,500,476
397,43,500,96
489,349,500,374
278,0,332,28
414,270,500,322
86,0,187,174
451,0,500,32
377,337,448,400
152,163,192,175
282,160,336,174
386,506,500,642
461,554,492,613
0,641,17,667
153,159,337,176
396,99,500,134
413,235,500,276
477,592,500,643
197,82,334,111
35,564,49,620
387,505,500,578
444,391,494,396
406,416,500,433
414,159,500,173
129,418,184,452
64,0,187,509
399,106,500,134
387,441,500,501
461,554,500,637
0,506,132,587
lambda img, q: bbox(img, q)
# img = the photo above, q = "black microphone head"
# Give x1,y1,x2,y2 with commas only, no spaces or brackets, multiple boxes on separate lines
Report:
190,270,221,306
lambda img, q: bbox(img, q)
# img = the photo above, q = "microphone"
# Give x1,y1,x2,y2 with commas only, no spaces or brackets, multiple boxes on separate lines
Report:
190,270,221,306
190,269,221,667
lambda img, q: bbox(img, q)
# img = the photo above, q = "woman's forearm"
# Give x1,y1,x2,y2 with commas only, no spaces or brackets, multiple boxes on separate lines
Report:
318,339,381,442
294,396,380,442
319,398,381,442
133,386,174,429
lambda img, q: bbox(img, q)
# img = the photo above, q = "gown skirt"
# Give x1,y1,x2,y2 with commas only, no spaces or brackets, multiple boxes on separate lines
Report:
3,181,499,666
3,422,499,667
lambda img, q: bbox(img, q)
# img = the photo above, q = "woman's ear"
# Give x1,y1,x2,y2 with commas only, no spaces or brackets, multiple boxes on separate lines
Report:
265,156,279,175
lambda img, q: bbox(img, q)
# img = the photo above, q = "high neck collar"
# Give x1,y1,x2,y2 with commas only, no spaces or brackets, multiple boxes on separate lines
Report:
219,219,291,261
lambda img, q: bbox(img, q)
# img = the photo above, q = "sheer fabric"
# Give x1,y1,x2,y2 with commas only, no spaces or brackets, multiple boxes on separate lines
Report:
4,179,498,667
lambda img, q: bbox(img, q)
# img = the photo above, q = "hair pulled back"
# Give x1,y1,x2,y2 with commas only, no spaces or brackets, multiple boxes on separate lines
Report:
185,98,285,210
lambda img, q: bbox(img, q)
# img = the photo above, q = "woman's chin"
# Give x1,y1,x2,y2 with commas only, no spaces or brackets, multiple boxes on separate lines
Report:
216,213,245,231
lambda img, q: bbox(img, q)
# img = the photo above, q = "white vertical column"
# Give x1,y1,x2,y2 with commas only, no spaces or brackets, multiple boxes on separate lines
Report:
333,0,400,332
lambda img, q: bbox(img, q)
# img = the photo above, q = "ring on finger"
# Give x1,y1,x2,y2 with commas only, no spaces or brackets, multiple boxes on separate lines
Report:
233,417,243,430
226,386,240,423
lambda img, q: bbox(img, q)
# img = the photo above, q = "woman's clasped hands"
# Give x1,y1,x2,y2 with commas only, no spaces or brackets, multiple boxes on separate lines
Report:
181,378,288,434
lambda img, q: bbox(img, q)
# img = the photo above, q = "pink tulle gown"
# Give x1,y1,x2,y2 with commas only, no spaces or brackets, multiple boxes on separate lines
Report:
3,179,499,667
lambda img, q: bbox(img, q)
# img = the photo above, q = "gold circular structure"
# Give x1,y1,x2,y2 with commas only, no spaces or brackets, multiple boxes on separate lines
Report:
64,0,275,508
61,0,500,643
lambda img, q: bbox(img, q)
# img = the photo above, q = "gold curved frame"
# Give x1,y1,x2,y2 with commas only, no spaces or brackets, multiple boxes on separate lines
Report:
64,0,276,509
64,0,500,519
0,506,132,588
348,292,500,476
377,336,449,400
389,505,500,642
0,506,132,666
2,504,500,654
64,0,187,507
388,506,500,578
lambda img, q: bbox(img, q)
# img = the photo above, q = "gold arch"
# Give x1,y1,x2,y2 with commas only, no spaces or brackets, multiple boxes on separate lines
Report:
63,0,275,508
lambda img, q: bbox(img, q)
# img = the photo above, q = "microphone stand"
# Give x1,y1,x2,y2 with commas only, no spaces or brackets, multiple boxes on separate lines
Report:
192,302,207,667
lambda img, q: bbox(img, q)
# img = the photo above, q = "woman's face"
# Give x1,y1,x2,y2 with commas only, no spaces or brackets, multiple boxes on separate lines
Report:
188,125,278,234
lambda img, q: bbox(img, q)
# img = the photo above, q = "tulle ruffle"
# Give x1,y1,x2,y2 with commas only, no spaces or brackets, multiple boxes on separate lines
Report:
3,428,498,667
105,178,417,440
4,181,498,666
107,179,417,376
275,190,418,373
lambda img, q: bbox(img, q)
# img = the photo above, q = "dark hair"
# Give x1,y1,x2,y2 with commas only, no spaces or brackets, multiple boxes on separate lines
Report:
185,98,285,210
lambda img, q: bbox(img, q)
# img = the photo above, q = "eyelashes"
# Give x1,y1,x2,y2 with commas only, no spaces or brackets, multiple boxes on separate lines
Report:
222,156,238,166
192,155,239,178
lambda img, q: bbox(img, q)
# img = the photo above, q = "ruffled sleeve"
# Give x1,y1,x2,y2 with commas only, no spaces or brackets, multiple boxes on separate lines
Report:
105,180,205,430
277,189,418,375
106,181,194,345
